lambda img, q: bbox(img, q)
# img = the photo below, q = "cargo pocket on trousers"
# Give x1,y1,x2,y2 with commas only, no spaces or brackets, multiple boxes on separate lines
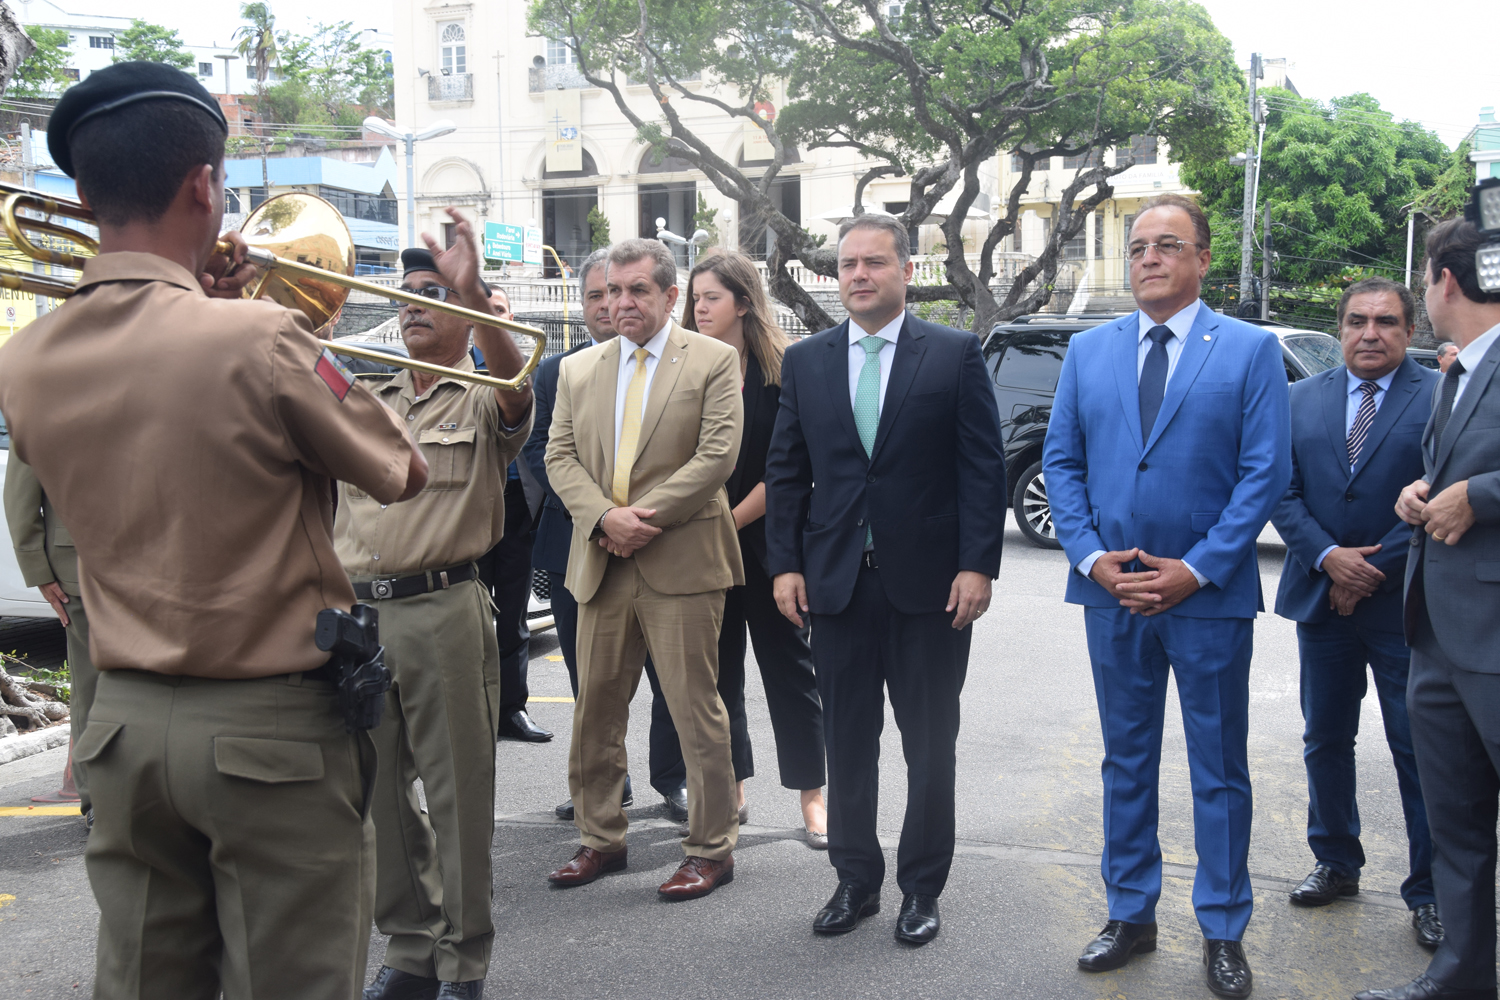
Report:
213,737,325,783
73,721,123,765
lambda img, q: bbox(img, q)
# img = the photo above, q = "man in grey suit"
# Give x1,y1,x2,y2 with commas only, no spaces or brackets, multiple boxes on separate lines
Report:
1356,218,1500,1000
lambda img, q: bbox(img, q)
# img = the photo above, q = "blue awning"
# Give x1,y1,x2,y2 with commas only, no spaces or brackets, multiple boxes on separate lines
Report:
346,218,400,253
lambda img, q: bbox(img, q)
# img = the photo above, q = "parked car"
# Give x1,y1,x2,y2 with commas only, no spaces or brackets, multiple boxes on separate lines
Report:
983,314,1345,550
1408,347,1441,371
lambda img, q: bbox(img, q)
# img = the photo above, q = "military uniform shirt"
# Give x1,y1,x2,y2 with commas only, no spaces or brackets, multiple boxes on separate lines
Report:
335,353,533,578
0,252,414,678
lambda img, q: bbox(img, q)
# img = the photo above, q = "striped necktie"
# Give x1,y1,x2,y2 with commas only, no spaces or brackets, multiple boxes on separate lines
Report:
1346,380,1378,468
612,347,650,506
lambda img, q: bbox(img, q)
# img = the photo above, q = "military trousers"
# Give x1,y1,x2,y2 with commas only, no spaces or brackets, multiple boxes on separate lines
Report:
365,576,499,983
62,594,96,811
571,555,737,860
77,668,374,1000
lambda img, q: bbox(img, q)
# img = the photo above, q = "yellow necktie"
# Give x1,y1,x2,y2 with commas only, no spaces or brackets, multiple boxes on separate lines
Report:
612,347,650,505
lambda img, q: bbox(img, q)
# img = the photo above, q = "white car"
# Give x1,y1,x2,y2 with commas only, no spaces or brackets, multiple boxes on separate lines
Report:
0,415,59,619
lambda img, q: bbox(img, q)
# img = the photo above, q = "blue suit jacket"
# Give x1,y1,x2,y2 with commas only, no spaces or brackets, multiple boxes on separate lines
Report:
1272,358,1436,630
1042,306,1292,618
764,313,1006,616
522,340,591,575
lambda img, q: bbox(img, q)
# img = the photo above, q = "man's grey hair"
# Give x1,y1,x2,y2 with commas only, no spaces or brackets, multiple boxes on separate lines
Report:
607,238,678,292
837,212,911,266
577,247,610,298
1437,342,1459,358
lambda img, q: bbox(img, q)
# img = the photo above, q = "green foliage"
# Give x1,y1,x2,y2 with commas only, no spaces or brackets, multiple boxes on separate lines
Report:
115,20,195,70
693,193,720,246
1179,89,1450,285
1416,139,1476,222
233,2,279,87
275,21,393,122
586,205,611,251
10,27,71,99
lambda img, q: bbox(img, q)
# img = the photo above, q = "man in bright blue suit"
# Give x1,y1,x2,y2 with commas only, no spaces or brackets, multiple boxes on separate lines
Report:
1043,194,1291,999
1270,278,1442,949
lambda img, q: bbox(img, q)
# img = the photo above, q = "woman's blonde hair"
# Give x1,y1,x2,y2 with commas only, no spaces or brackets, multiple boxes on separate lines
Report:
681,250,789,386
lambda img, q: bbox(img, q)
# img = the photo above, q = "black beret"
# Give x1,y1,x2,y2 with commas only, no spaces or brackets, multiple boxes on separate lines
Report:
48,61,228,177
401,247,492,295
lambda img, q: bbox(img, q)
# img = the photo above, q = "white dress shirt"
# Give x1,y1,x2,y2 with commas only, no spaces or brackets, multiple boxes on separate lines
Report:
614,321,671,456
1451,322,1500,408
1313,366,1400,571
1076,301,1209,585
847,311,905,412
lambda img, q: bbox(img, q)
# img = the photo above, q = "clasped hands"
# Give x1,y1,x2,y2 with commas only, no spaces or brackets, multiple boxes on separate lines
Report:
598,505,661,558
1089,549,1200,616
1396,478,1474,546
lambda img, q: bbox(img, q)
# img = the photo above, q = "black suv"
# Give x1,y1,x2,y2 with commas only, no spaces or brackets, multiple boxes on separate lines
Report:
983,314,1346,549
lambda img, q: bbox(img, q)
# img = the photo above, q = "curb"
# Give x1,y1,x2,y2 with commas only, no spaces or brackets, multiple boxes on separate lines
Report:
0,725,69,766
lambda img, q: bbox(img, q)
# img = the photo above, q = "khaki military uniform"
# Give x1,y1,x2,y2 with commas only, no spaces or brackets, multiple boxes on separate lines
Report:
3,456,96,809
334,354,531,984
0,252,414,1000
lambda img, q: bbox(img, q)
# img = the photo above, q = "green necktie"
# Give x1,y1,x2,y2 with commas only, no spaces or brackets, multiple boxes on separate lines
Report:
854,335,884,546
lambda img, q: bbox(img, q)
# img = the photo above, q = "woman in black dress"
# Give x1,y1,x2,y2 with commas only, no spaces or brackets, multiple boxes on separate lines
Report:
683,251,828,847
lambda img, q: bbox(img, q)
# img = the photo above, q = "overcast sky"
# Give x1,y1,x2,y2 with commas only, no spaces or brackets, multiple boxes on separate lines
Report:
63,0,1494,148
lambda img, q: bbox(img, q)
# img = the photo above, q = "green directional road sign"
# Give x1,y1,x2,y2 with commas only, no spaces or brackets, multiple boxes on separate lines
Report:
484,222,545,265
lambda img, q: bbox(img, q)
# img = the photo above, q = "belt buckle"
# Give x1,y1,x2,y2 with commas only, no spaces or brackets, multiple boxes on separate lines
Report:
862,550,878,570
371,579,395,600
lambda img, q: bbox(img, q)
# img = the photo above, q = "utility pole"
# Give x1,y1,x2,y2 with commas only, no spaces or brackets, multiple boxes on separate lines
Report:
1261,203,1272,320
1238,52,1262,309
20,122,47,317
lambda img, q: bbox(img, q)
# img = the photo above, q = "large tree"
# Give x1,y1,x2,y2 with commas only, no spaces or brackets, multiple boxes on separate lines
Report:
115,20,194,70
271,21,393,126
1180,89,1449,287
529,0,1246,333
8,25,65,99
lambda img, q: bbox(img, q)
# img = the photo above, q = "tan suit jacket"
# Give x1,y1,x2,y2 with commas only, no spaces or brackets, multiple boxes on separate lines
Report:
545,322,745,602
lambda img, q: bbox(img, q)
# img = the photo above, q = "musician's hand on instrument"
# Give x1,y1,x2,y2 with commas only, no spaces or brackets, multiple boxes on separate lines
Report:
201,231,256,299
602,506,661,553
422,209,487,303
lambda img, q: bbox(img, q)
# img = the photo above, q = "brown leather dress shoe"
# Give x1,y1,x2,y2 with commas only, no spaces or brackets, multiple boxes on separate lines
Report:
658,855,734,900
547,845,627,886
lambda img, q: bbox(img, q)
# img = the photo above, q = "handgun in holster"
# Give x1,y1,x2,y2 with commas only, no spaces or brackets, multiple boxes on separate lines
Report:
315,604,391,733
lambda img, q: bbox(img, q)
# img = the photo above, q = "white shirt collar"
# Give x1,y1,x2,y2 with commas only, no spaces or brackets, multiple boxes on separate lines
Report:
622,321,672,361
1345,366,1399,394
1137,300,1202,344
1455,322,1500,373
850,310,905,346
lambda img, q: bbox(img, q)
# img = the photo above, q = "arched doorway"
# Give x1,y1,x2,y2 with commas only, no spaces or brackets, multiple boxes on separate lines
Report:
542,149,600,278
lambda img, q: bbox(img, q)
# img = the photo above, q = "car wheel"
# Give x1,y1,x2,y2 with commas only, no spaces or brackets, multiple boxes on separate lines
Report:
1012,460,1063,550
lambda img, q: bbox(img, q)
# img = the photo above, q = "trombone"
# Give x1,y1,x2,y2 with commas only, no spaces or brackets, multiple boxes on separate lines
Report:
0,184,544,391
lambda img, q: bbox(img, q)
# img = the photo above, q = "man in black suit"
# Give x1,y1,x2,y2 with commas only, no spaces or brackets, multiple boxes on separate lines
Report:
765,212,1006,944
1270,278,1440,947
523,249,683,821
1360,219,1500,1000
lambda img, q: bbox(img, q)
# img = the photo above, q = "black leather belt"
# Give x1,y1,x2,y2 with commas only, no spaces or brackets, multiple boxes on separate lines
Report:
353,561,477,601
862,550,879,570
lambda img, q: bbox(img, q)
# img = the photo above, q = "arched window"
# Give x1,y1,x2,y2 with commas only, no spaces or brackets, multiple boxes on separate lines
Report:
440,23,466,76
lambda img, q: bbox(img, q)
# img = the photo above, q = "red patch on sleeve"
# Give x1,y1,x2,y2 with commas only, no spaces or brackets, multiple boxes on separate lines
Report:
315,348,354,401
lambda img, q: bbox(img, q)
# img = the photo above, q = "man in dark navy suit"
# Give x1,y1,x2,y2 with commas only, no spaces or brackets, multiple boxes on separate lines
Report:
1271,278,1441,949
525,249,684,821
764,212,1006,945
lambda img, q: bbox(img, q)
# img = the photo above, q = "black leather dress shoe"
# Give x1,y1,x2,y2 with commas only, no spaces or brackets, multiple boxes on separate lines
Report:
894,893,940,944
498,709,553,742
663,784,688,822
1413,903,1445,950
435,982,483,1000
1204,939,1253,999
813,881,881,935
555,775,633,821
1289,864,1359,906
363,966,440,1000
1354,974,1499,1000
1078,920,1157,972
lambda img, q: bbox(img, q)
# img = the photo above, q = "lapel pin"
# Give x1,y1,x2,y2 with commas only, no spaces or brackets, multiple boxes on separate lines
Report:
1203,335,1211,341
671,357,679,363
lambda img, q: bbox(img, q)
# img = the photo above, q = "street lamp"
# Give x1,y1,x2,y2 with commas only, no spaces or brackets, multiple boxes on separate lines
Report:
655,218,710,270
363,116,458,249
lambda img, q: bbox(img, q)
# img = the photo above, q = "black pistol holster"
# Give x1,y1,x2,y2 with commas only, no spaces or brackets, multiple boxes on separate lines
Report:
315,604,391,733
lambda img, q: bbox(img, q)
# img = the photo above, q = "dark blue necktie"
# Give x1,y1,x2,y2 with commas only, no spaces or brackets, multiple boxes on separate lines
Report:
1138,325,1173,444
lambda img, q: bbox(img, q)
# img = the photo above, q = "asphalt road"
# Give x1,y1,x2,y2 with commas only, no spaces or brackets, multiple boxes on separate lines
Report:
0,519,1443,999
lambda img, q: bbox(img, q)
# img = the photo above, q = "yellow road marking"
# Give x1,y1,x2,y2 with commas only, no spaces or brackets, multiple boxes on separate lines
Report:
0,894,15,908
529,696,575,703
0,806,79,816
545,656,564,661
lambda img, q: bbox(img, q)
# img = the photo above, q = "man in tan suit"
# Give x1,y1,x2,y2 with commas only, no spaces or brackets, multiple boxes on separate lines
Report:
544,238,744,899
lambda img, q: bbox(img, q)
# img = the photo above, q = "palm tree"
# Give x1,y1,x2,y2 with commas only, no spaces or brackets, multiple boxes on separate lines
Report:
232,3,278,195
